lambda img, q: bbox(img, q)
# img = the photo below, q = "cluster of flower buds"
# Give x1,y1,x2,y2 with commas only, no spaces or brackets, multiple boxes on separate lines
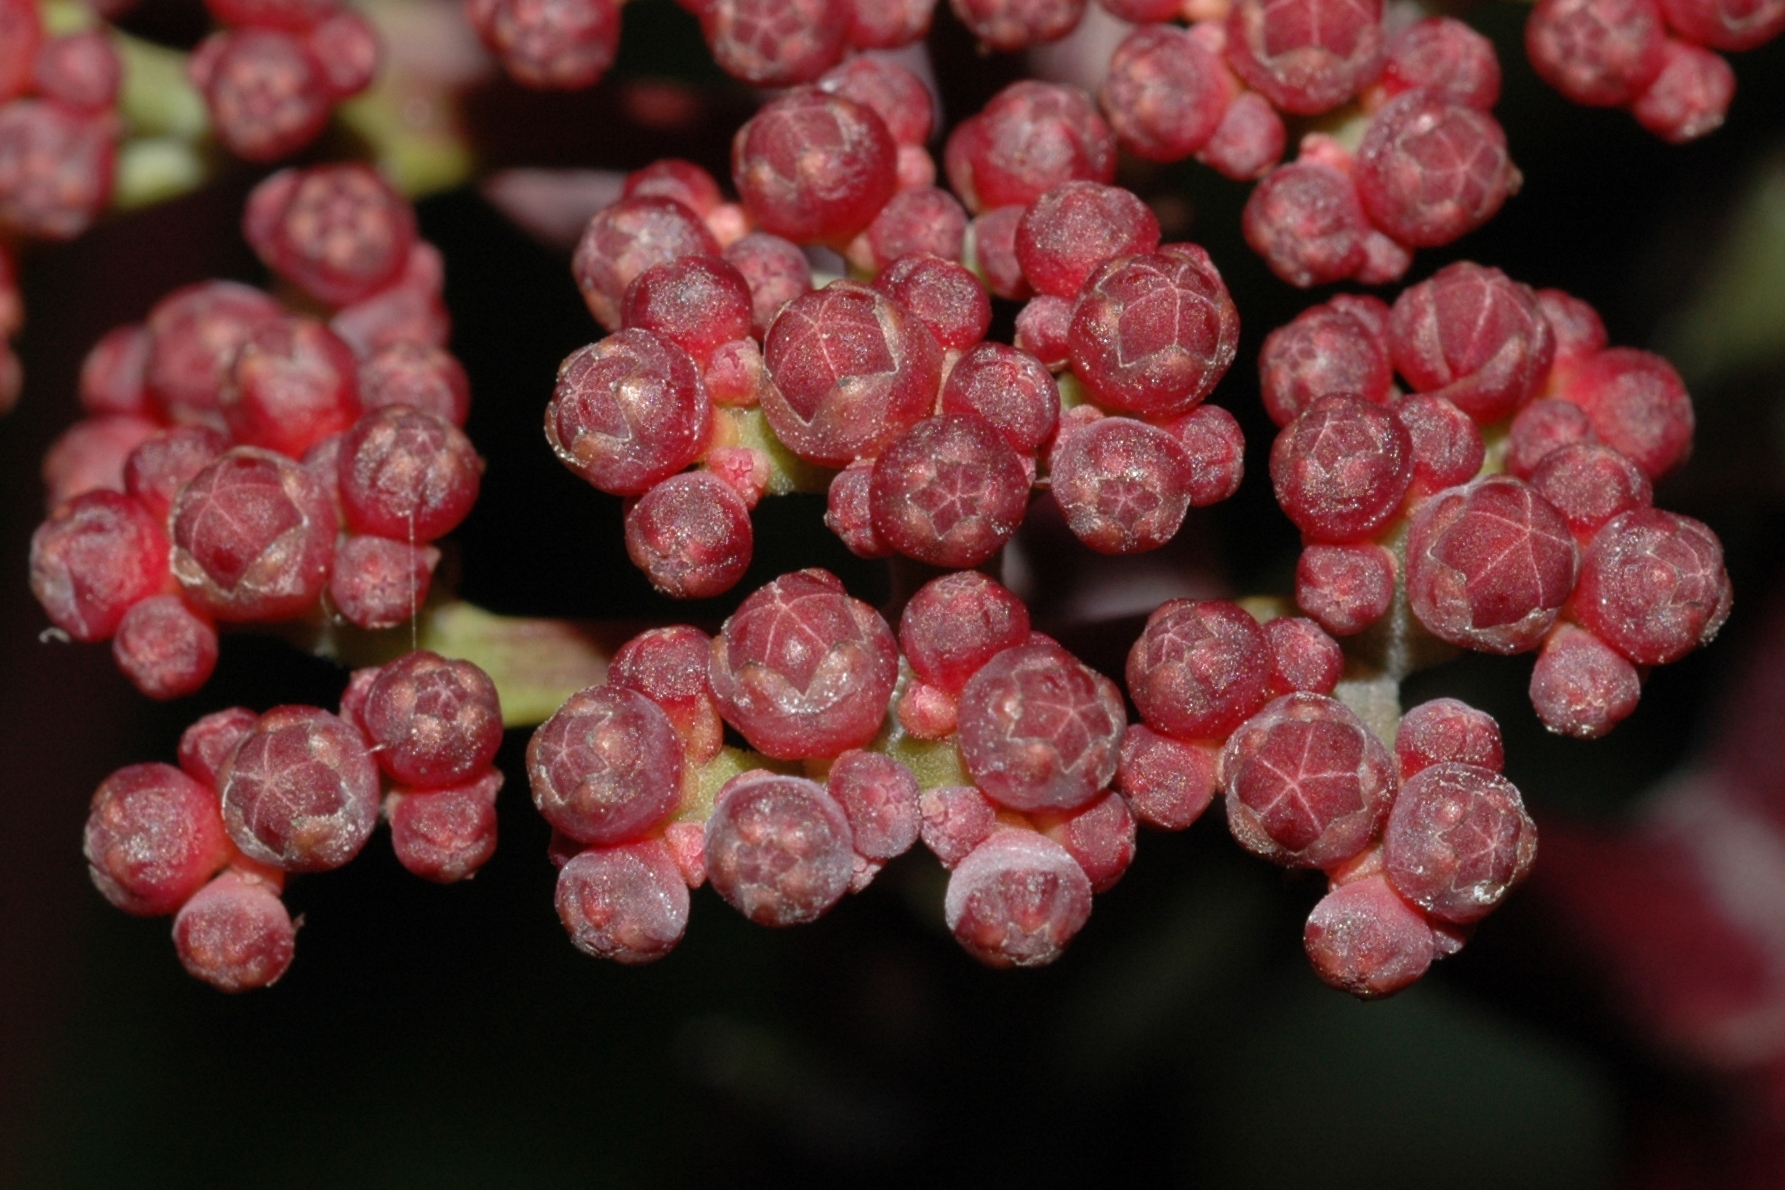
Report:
1526,0,1780,142
1125,599,1536,996
550,67,1249,598
82,650,504,990
532,568,1128,968
187,0,380,161
532,564,1532,994
1259,262,1730,738
31,164,479,699
0,0,125,408
1237,13,1518,288
0,1,119,244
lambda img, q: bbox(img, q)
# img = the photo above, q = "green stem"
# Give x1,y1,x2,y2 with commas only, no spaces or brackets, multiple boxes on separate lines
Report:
310,600,630,728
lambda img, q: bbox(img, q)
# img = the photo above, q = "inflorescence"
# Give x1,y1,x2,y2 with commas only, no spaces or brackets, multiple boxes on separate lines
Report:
22,0,1744,998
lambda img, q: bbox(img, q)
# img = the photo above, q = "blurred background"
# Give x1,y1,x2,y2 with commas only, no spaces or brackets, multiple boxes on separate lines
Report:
4,1,1785,1184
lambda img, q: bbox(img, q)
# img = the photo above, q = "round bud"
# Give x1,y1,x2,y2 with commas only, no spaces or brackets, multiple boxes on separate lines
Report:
702,0,846,86
625,471,755,600
762,282,942,466
1631,39,1735,144
527,685,683,846
621,255,754,368
1530,442,1653,536
920,784,998,869
547,329,710,497
219,706,381,872
173,871,296,992
731,88,897,246
723,232,813,340
1259,296,1394,428
169,447,337,623
1015,181,1161,299
1377,16,1501,110
941,343,1060,456
944,82,1115,213
1354,92,1518,249
244,164,417,305
356,342,470,427
610,625,717,722
144,281,283,425
869,415,1029,568
872,254,991,352
1049,417,1206,556
708,569,900,759
949,0,1086,50
1388,262,1555,424
1506,398,1597,478
0,100,112,240
1304,873,1434,998
329,535,440,631
1296,543,1396,637
1222,693,1398,869
361,651,504,788
1269,395,1414,543
1405,475,1580,654
1265,616,1345,697
1068,247,1240,418
958,639,1126,812
1555,347,1694,479
706,772,854,926
556,840,690,962
194,29,332,163
221,318,362,458
1395,394,1485,497
864,187,968,268
1573,508,1730,667
899,571,1032,693
466,0,618,88
1529,622,1643,739
1242,162,1371,288
1395,697,1504,778
113,595,220,701
824,461,887,559
338,406,482,541
1526,0,1666,106
1100,24,1234,163
1117,725,1219,831
85,763,231,916
827,750,921,861
1383,762,1537,923
1127,599,1273,741
572,197,720,332
1041,792,1137,892
388,772,502,883
945,829,1093,968
1197,91,1288,181
30,490,168,643
1224,0,1385,115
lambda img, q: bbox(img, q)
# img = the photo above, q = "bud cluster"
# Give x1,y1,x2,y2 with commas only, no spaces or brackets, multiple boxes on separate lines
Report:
31,165,480,699
83,650,504,990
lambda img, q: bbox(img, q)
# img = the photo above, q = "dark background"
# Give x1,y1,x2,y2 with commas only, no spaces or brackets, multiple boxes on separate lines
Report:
3,2,1783,1183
